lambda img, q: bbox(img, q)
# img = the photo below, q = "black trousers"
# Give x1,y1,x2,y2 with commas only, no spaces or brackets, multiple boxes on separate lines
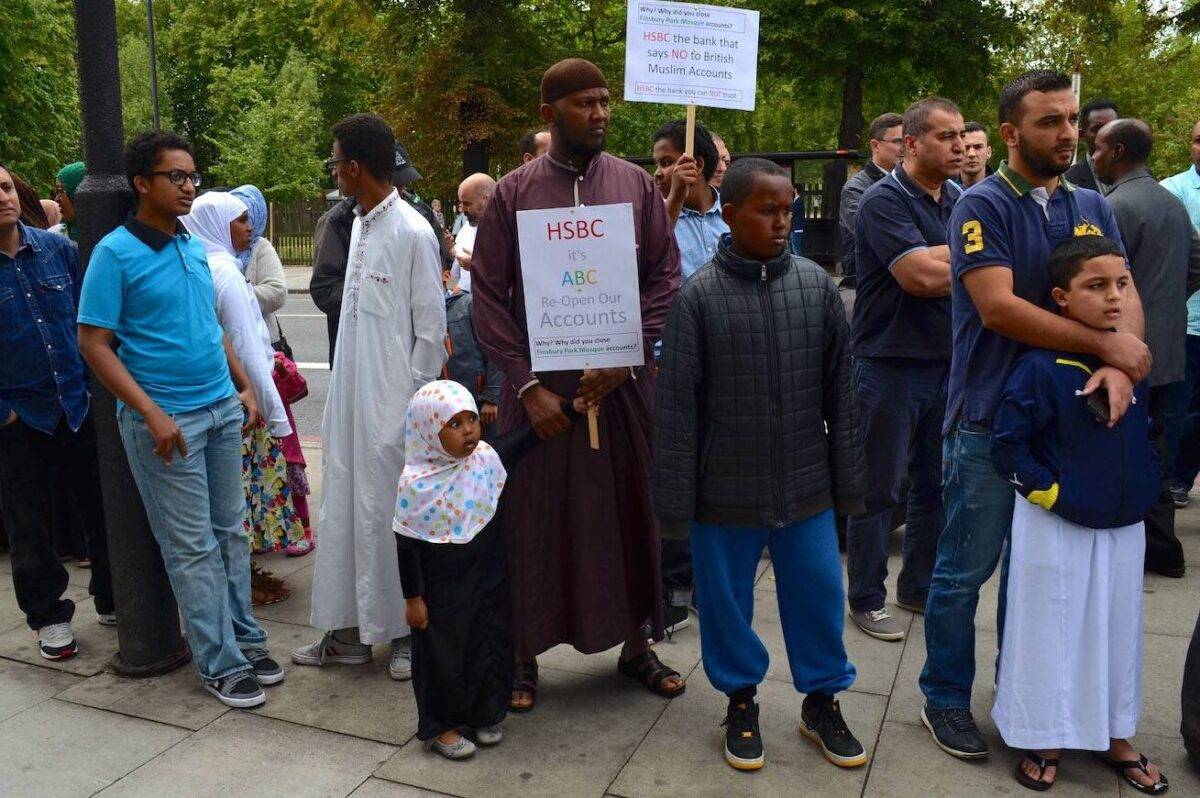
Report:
0,414,113,628
1147,386,1185,572
661,537,693,607
407,523,513,741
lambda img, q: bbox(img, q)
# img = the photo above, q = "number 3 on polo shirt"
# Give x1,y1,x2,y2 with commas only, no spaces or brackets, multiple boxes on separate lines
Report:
961,220,984,254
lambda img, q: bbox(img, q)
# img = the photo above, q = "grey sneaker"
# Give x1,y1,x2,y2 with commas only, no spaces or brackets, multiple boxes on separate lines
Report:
389,637,413,681
1171,485,1190,508
204,671,266,709
291,632,371,666
850,608,905,641
429,733,476,760
474,724,504,746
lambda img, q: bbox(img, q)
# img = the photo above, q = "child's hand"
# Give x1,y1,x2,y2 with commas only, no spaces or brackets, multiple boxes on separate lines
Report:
405,596,429,630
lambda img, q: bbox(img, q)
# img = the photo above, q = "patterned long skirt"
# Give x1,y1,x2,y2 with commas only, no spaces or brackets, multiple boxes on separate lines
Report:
243,421,304,552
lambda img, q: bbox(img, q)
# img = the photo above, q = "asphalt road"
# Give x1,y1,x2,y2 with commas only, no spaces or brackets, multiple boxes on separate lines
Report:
275,293,331,440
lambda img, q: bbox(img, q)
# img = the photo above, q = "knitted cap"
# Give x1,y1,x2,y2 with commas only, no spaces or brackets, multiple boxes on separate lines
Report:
540,58,609,105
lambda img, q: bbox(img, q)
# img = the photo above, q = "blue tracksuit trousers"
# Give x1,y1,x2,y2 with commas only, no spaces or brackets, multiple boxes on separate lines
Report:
692,509,857,697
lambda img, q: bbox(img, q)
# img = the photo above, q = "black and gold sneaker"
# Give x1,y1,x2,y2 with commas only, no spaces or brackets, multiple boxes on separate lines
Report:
722,699,765,771
800,693,868,767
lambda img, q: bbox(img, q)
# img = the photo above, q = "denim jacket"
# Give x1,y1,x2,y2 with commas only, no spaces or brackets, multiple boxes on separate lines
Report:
0,223,90,433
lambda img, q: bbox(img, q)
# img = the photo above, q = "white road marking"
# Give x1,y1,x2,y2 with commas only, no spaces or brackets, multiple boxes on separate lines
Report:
297,362,331,371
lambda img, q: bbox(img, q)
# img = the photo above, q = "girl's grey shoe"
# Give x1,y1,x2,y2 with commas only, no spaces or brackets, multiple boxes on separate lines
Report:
429,734,477,760
474,724,504,746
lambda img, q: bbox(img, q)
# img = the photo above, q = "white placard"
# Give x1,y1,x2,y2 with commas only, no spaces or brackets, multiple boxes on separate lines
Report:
517,203,644,372
624,0,759,111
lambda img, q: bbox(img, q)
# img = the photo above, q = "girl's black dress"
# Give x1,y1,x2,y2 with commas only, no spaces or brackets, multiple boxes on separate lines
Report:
395,422,542,741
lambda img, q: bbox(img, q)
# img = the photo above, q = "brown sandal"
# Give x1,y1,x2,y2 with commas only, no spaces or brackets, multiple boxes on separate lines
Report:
250,565,290,606
618,650,686,698
510,661,538,712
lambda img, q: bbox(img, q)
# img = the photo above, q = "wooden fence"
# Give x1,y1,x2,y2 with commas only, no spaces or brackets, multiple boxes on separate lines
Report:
267,200,327,266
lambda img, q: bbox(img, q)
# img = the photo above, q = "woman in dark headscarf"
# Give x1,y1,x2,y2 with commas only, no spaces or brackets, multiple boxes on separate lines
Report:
55,162,85,239
13,172,50,229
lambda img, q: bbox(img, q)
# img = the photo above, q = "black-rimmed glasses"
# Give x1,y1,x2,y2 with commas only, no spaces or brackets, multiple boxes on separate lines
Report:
147,170,202,188
323,157,347,173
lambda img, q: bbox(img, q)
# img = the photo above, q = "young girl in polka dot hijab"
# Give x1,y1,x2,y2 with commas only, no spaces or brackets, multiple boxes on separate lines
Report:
393,379,581,759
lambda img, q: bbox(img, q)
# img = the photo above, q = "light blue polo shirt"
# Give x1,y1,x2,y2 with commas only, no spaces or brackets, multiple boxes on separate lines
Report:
1161,166,1200,335
675,187,729,281
77,217,234,414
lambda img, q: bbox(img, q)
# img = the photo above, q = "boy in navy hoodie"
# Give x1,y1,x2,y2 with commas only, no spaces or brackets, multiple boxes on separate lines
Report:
990,235,1166,793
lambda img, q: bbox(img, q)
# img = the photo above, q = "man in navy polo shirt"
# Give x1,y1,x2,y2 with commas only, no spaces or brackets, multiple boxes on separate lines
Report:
78,131,281,709
0,162,114,661
919,70,1150,761
847,98,964,643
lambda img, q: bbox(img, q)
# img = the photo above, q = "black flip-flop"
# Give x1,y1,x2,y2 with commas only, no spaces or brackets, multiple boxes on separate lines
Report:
617,650,685,698
1092,752,1168,794
509,661,538,713
1015,751,1059,792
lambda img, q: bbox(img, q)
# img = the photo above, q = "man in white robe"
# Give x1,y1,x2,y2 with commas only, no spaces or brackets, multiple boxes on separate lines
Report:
293,114,446,680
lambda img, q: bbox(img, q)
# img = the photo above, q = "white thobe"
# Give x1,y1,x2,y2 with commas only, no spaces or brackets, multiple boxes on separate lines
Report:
209,253,291,438
992,496,1144,750
311,191,447,643
450,221,476,293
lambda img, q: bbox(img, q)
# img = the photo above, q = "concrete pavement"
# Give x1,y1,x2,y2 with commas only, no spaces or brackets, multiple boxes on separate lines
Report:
1,446,1198,796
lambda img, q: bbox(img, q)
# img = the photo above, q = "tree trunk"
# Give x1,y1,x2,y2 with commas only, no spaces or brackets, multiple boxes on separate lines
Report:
459,0,490,178
822,64,863,220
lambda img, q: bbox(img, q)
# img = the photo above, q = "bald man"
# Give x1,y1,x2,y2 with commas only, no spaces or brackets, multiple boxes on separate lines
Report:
519,130,551,163
1094,117,1200,577
451,172,496,293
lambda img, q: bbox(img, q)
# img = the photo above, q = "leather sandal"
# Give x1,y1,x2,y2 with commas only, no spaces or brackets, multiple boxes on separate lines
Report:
1092,752,1168,794
510,660,538,713
617,650,685,698
1014,751,1058,791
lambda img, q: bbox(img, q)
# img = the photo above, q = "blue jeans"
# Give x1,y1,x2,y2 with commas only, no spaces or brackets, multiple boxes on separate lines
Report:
1166,334,1200,489
692,510,856,697
846,358,946,612
118,395,264,682
919,420,1011,710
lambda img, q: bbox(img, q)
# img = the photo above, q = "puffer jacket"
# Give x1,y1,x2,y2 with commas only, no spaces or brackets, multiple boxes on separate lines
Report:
653,235,864,532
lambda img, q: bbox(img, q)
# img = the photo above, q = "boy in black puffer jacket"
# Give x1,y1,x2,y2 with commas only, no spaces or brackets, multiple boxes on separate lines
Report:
653,158,867,773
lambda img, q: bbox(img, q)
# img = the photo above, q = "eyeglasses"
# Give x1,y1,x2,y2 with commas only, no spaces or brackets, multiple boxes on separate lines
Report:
882,137,905,146
146,170,202,188
323,158,347,173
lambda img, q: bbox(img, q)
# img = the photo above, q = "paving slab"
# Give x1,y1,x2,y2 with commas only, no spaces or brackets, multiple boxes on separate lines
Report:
752,580,907,698
610,670,886,798
374,667,671,798
253,561,315,626
0,595,120,676
0,698,189,797
862,719,1120,797
885,620,1002,732
98,711,396,798
1141,568,1200,638
254,548,319,579
1139,632,1189,739
0,583,31,635
55,659,228,731
349,777,460,797
252,619,419,746
0,657,82,722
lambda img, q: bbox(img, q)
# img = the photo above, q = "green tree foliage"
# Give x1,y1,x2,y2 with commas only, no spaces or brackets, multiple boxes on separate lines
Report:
206,52,326,200
0,0,80,191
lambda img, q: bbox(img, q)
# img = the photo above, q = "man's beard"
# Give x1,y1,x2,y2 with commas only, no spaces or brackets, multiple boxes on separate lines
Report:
1016,136,1071,179
553,118,606,159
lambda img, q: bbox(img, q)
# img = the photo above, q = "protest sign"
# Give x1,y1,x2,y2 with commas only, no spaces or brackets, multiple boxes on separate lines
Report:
517,203,644,373
624,0,760,114
517,203,644,449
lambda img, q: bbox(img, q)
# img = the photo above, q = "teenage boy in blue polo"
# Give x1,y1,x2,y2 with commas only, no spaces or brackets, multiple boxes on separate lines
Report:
919,70,1148,759
77,131,281,709
0,162,114,661
846,98,964,642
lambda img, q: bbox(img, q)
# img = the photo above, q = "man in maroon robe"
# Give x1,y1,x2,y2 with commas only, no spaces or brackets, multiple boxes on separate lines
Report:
471,59,684,710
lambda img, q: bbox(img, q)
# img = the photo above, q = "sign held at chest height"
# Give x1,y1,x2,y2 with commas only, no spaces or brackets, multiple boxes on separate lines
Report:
517,203,644,374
